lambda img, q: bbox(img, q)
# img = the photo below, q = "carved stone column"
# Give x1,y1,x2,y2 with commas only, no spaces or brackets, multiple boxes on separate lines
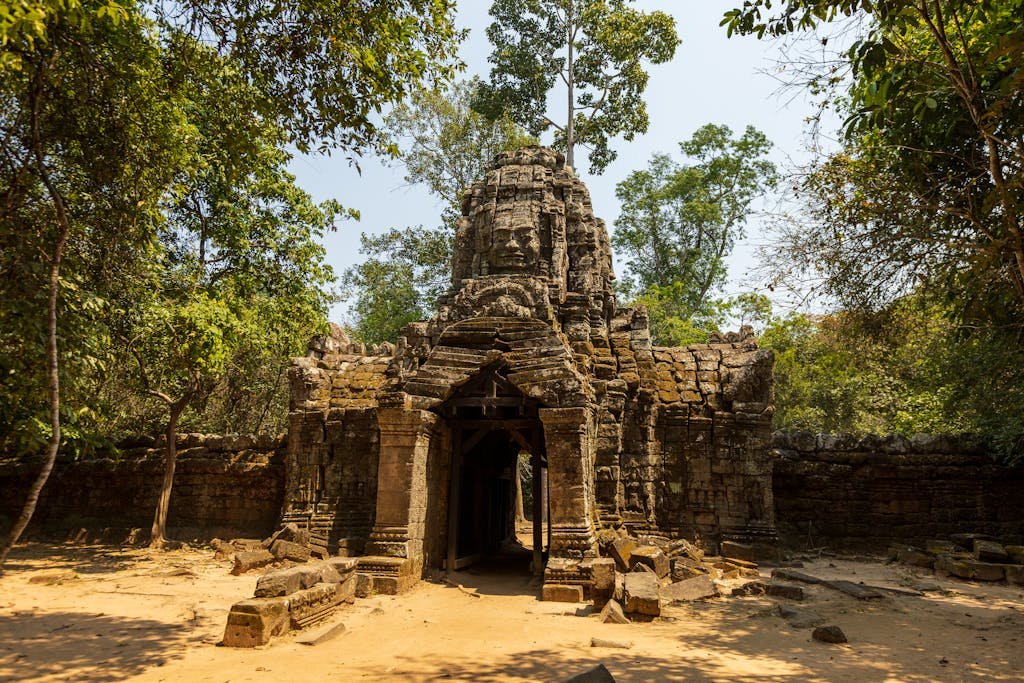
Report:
540,407,598,560
359,407,443,594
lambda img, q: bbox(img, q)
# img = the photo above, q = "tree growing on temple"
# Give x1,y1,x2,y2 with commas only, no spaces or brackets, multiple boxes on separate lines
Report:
474,0,679,173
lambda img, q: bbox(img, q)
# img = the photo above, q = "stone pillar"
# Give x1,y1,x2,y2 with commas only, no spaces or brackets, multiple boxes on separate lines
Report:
540,407,598,560
359,407,442,594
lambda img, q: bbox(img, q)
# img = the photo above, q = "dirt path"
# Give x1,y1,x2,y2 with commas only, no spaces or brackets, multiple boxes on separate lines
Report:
1,543,1022,682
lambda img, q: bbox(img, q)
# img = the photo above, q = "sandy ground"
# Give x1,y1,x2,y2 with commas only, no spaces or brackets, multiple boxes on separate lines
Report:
1,542,1023,682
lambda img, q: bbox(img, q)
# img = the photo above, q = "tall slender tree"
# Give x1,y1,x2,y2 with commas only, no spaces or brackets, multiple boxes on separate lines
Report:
474,0,679,173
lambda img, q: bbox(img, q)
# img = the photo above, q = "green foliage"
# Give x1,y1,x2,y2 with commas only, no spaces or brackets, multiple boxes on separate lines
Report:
385,78,537,221
612,124,776,346
475,0,679,173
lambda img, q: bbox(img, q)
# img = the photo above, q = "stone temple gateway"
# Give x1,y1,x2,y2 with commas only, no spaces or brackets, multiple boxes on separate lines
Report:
285,147,776,597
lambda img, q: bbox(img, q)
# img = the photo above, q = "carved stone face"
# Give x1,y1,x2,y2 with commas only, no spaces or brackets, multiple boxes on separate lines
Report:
488,211,541,274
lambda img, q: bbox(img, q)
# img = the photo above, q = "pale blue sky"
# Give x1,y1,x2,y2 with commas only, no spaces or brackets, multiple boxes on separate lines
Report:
288,2,831,323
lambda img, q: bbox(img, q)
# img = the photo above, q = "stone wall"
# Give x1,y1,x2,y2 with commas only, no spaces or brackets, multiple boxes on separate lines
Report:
772,432,1024,551
0,434,285,541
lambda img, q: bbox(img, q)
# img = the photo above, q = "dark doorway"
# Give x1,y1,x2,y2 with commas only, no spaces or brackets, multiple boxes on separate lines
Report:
439,364,548,575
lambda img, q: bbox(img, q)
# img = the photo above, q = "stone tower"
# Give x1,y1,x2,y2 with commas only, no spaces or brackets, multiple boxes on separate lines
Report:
286,147,776,595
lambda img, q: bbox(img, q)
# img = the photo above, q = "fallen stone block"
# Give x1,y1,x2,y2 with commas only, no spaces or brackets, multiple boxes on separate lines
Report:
667,539,704,563
623,572,660,616
326,556,359,576
777,604,825,629
590,557,616,590
296,620,347,646
271,539,312,563
731,581,766,597
812,625,848,644
926,540,958,556
613,571,624,603
950,533,997,551
824,580,884,600
771,568,823,585
662,574,717,603
599,599,630,624
895,546,936,569
222,597,289,647
1006,565,1024,586
1005,545,1024,565
543,584,584,603
767,583,805,601
563,664,616,683
631,546,669,578
231,550,275,575
254,565,323,598
973,540,1009,563
289,582,343,629
948,559,1005,582
609,538,636,572
721,541,756,563
671,557,704,581
590,637,632,649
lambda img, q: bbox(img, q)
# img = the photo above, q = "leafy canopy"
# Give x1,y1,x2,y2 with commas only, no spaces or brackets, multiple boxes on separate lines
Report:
475,0,678,173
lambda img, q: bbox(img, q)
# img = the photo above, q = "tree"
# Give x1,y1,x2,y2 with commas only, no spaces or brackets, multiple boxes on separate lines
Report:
723,0,1024,321
114,46,338,546
0,0,190,569
474,0,679,173
155,0,463,154
344,79,536,343
612,124,777,345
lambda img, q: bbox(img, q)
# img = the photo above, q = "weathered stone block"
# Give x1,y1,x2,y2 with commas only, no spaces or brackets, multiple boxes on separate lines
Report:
599,599,630,624
1006,546,1024,565
662,574,717,603
289,582,341,629
1006,565,1024,586
590,558,616,590
623,572,660,616
543,584,584,603
254,565,323,598
231,550,274,575
973,540,1009,563
222,597,289,647
671,557,704,581
271,539,312,562
630,546,669,578
721,541,756,563
947,558,1005,582
609,538,636,572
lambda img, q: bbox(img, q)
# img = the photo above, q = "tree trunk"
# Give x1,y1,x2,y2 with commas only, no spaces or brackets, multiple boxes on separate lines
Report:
565,0,575,169
150,401,187,548
0,221,69,572
0,65,70,572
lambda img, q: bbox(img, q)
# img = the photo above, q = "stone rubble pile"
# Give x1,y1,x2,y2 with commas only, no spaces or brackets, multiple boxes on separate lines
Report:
221,556,359,647
543,529,766,622
214,522,329,575
891,533,1024,585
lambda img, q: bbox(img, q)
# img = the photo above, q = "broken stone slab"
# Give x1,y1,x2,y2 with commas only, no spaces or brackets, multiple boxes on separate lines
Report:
271,539,312,563
590,637,632,649
263,523,310,549
767,583,806,601
894,545,936,569
609,538,636,572
671,556,704,581
973,540,1009,563
667,538,704,563
662,574,717,603
543,584,584,603
599,599,630,624
950,533,998,551
325,556,359,576
231,549,275,575
812,625,848,644
731,581,766,597
721,541,756,563
289,582,343,629
296,619,347,646
631,546,669,578
824,580,885,600
776,604,826,629
222,597,290,647
770,568,823,585
254,565,324,598
1006,565,1024,586
623,572,660,616
926,540,959,556
563,663,616,683
946,559,1006,582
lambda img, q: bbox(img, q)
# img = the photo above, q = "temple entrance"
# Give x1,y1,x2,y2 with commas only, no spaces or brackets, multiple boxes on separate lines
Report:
439,364,548,576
